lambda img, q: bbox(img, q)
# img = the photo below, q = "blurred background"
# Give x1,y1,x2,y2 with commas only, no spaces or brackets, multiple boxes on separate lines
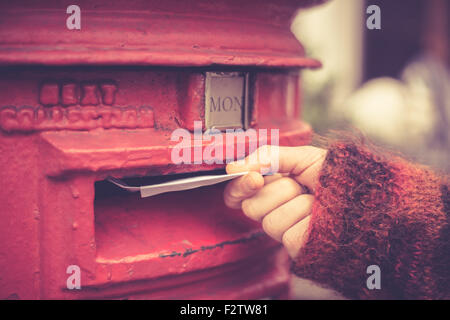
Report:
292,0,450,172
290,0,449,298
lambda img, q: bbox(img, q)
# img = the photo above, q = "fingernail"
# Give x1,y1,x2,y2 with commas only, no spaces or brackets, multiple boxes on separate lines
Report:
245,172,263,190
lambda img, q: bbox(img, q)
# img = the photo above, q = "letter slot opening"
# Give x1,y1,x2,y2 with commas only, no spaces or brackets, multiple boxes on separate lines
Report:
93,170,261,265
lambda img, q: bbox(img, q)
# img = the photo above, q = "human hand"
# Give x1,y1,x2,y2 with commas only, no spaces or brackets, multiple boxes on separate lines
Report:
224,145,327,258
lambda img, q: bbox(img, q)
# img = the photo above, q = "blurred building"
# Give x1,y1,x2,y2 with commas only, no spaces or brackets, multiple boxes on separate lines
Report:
293,0,450,172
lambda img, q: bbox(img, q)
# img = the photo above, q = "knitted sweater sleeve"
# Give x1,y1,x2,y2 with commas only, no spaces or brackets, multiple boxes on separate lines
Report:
292,141,449,299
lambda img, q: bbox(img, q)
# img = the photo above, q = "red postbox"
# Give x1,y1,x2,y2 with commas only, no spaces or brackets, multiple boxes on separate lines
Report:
0,0,323,299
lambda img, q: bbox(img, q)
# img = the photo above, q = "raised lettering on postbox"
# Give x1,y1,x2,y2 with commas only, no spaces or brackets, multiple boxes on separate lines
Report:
0,81,155,132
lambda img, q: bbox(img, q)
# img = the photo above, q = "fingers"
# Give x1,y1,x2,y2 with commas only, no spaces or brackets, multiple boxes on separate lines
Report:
241,177,304,221
226,145,326,192
282,215,312,259
226,145,276,175
224,145,323,258
223,171,264,209
263,173,284,184
261,194,314,242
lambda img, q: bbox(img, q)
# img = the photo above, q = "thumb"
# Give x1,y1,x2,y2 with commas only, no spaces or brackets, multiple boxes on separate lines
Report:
226,145,327,192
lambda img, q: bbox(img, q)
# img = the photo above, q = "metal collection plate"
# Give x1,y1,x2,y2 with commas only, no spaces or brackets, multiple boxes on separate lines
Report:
205,72,249,130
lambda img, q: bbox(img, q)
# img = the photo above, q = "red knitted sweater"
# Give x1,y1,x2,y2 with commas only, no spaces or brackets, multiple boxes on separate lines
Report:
292,140,449,299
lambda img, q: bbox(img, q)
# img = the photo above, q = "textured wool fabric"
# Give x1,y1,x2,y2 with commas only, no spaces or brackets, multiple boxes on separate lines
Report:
292,139,449,299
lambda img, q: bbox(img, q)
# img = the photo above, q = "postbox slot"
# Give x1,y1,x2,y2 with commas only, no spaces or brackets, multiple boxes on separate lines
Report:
93,170,261,264
94,169,228,200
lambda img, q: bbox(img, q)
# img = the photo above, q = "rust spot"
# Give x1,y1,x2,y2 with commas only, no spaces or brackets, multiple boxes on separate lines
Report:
159,231,265,259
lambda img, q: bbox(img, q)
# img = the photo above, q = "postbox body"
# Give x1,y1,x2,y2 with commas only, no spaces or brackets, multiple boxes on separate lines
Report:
0,0,322,299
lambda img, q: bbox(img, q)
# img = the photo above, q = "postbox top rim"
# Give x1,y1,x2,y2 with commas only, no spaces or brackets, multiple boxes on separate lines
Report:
0,0,329,68
0,0,328,68
0,49,321,69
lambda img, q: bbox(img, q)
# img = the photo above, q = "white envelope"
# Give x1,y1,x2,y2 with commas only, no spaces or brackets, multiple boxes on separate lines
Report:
107,171,248,198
